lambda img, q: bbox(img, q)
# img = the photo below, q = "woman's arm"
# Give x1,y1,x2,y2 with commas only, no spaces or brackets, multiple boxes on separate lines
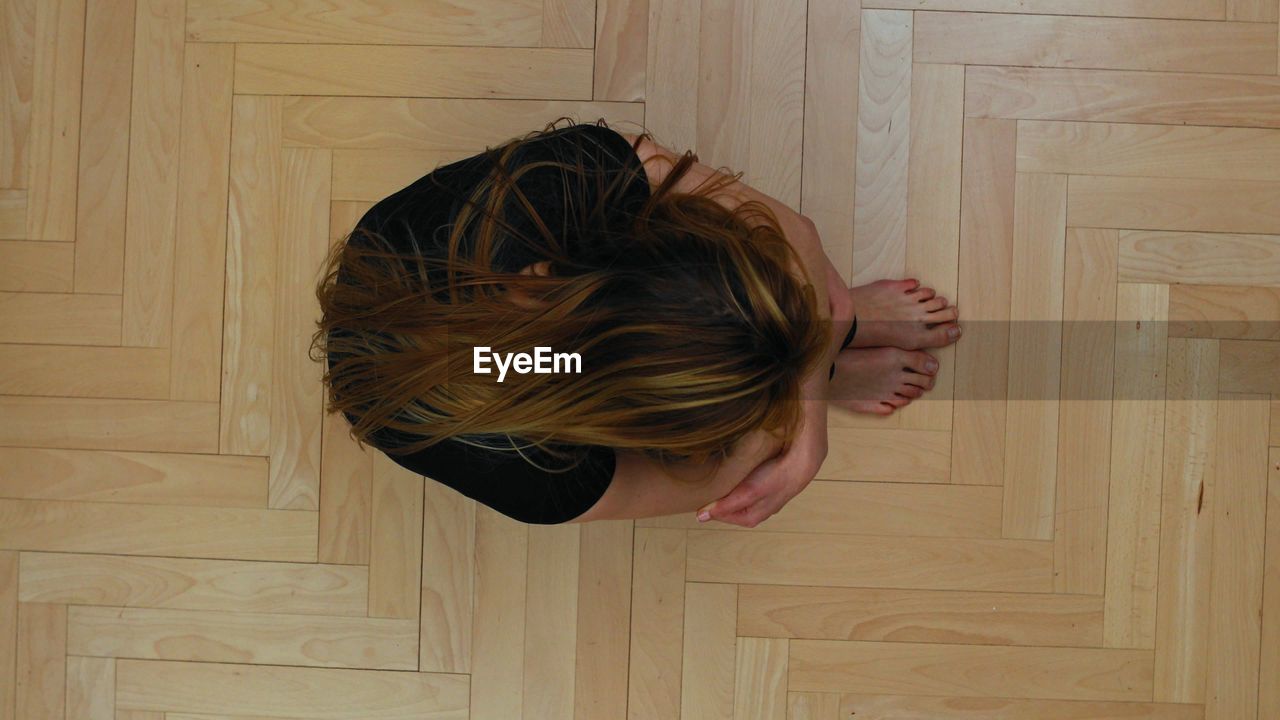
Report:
567,427,786,523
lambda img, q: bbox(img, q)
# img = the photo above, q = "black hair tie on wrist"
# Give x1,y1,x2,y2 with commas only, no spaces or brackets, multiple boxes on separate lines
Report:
828,316,859,381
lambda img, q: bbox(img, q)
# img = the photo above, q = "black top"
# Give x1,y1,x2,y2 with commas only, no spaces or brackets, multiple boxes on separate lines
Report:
329,122,652,525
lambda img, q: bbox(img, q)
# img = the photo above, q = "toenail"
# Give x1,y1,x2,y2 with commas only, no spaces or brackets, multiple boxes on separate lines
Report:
948,326,962,339
926,359,939,373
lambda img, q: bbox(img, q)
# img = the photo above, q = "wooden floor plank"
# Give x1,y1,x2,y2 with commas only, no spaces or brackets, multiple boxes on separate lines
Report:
1104,283,1169,650
852,9,912,285
1003,173,1068,540
628,528,685,720
839,694,1204,719
917,13,1275,74
25,0,84,242
0,237,70,292
185,0,542,45
66,606,417,669
0,552,15,720
800,0,860,283
1072,177,1280,236
114,659,469,718
687,531,1053,592
367,455,422,619
734,637,788,720
1219,339,1280,394
952,117,1017,486
1260,448,1280,720
236,44,592,99
419,479,474,674
681,583,737,720
471,506,528,719
0,291,119,345
574,519,632,720
967,66,1280,129
121,0,186,348
1054,228,1118,594
524,523,579,718
899,62,964,431
0,344,169,399
1169,285,1280,341
171,41,234,403
0,0,35,189
18,552,368,615
1119,230,1280,286
0,498,317,561
1154,338,1219,703
65,655,113,720
221,94,282,457
862,0,1225,18
816,428,951,483
0,447,266,507
789,640,1153,701
1018,121,1280,183
738,585,1102,647
15,603,65,720
73,0,134,295
1204,394,1270,720
643,480,1002,539
0,397,218,453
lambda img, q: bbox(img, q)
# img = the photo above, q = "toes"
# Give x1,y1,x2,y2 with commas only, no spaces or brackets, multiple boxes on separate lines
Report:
925,322,963,347
928,305,960,324
884,394,912,409
897,383,924,399
920,296,949,313
905,371,937,391
901,350,940,376
849,400,895,416
909,285,937,302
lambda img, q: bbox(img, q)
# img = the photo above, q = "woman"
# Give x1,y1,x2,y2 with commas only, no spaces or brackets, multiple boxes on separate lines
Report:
312,117,960,528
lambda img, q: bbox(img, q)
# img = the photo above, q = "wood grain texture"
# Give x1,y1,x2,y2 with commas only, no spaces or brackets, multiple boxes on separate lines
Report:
1104,283,1169,650
628,528,685,720
1003,173,1067,540
967,66,1280,128
737,585,1102,646
65,655,113,720
1154,338,1218,702
916,13,1275,74
1218,339,1280,394
681,583,737,720
419,478,475,674
367,454,422,619
575,519,632,720
838,694,1204,719
66,605,417,669
1260,448,1280,720
952,117,1017,486
171,41,234,402
25,0,83,242
15,603,65,720
73,0,133,294
862,0,1225,18
234,44,593,98
852,9,912,285
734,636,788,720
1169,284,1280,340
801,0,859,283
1018,121,1280,183
687,531,1053,592
1119,231,1280,286
524,523,579,718
1204,395,1269,719
186,0,542,45
0,551,15,720
114,659,469,718
0,0,35,189
1072,177,1280,236
816,428,951,483
642,480,1001,538
1055,228,1117,594
18,552,368,615
790,639,1153,701
470,506,528,719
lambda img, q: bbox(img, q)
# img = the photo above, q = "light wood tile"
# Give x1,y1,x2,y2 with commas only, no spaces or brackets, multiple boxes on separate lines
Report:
471,506,528,719
839,694,1204,719
524,523,579,718
575,519,632,720
1260,448,1280,719
1219,339,1280,394
65,655,113,720
0,0,35,189
862,0,1225,18
367,454,422,619
419,478,474,674
0,551,15,720
15,603,66,720
26,0,84,242
1118,230,1280,286
628,528,685,720
682,583,737,720
734,636,788,720
816,428,950,483
1169,284,1280,340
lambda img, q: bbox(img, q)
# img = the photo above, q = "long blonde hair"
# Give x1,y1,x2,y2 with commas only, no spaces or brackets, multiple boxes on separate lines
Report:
310,117,828,477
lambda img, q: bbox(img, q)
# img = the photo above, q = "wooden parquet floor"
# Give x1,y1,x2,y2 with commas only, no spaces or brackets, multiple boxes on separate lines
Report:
1,1,1279,718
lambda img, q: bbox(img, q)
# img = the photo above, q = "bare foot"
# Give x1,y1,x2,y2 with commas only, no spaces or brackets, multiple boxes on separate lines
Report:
829,347,939,415
846,279,961,350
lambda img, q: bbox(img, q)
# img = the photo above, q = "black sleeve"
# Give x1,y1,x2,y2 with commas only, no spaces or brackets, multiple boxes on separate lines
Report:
370,421,617,525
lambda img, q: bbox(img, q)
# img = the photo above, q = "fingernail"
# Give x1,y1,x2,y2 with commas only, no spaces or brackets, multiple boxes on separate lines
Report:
948,326,962,339
697,511,711,522
926,359,939,373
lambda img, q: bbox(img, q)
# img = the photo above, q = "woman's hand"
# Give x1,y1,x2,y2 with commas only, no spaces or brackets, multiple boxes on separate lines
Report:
696,375,830,528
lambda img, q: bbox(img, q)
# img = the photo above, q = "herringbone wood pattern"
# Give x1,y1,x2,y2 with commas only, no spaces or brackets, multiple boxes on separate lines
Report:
1,1,1279,719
